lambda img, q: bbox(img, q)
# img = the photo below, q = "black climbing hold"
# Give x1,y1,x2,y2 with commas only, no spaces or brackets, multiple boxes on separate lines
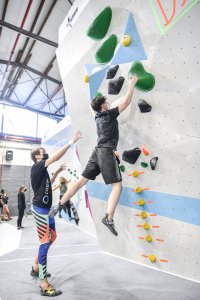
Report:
138,99,152,113
122,147,141,164
106,65,119,79
150,157,158,170
108,76,125,95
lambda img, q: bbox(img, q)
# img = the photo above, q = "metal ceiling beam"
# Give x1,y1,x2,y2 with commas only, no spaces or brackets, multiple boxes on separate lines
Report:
5,0,45,99
40,84,63,110
0,20,58,47
0,0,9,37
0,99,64,119
23,56,56,106
0,60,61,84
55,102,67,114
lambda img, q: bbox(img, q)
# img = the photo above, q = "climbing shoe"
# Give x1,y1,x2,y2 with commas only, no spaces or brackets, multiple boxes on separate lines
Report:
40,285,62,297
102,214,118,236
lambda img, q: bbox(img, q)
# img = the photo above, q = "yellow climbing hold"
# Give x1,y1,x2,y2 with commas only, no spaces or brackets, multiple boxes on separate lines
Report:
146,235,152,242
143,222,150,230
140,211,147,219
135,186,142,194
84,75,89,83
121,35,132,46
138,199,145,206
149,254,156,263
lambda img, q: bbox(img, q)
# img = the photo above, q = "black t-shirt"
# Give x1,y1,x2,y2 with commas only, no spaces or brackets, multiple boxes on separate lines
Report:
31,160,52,208
95,107,119,150
18,191,26,210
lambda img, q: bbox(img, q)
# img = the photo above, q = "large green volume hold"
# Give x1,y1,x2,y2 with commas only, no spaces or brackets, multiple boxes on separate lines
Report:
95,34,118,64
86,6,112,40
128,62,155,92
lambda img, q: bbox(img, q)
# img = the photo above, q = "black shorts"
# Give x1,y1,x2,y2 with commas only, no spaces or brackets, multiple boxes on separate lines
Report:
82,147,122,184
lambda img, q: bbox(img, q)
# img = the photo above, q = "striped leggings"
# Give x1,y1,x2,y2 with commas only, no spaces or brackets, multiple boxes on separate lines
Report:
32,205,57,279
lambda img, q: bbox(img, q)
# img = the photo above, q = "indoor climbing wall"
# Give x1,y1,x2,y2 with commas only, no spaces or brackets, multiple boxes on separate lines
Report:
56,0,200,282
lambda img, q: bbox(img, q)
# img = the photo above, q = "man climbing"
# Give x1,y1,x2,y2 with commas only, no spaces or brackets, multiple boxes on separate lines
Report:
49,75,138,236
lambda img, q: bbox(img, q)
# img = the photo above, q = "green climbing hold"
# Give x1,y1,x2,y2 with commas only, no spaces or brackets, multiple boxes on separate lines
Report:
86,7,112,40
67,169,70,171
70,172,73,174
141,162,148,168
95,34,118,64
94,92,103,99
119,165,125,172
128,62,155,92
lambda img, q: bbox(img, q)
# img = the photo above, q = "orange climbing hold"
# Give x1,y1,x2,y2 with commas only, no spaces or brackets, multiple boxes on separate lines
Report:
141,144,150,156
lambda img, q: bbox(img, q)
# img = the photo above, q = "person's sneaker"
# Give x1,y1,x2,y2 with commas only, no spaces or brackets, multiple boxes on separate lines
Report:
40,285,62,297
102,214,118,236
30,266,51,278
49,204,61,218
74,218,79,226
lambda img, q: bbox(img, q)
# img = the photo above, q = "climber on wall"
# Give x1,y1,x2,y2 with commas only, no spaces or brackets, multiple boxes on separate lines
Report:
49,75,138,236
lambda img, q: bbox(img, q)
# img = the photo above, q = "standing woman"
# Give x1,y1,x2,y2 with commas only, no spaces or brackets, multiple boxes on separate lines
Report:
17,185,26,229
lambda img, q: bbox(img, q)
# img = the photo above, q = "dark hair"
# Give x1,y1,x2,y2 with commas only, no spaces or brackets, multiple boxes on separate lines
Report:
91,96,107,112
31,148,42,163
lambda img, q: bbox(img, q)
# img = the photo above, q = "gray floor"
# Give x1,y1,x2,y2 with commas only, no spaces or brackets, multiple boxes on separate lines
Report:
0,217,200,300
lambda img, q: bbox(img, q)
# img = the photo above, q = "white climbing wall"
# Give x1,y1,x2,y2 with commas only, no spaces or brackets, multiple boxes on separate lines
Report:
56,0,200,282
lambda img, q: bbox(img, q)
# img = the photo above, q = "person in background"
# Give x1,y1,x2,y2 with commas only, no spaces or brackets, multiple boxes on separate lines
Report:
52,177,79,224
17,185,27,229
30,131,82,297
0,189,12,221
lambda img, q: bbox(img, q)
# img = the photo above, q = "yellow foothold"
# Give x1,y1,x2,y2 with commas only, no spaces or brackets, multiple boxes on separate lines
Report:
138,198,145,206
121,34,132,46
132,170,139,177
143,222,150,230
146,235,152,242
84,75,89,83
140,211,147,219
149,254,156,263
135,186,142,194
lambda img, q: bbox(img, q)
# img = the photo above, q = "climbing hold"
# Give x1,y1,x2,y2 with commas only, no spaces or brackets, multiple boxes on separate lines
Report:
143,222,150,230
128,170,144,177
86,6,112,40
95,34,118,64
121,34,132,46
141,144,150,156
128,62,155,92
108,76,125,95
93,92,103,100
70,172,72,174
131,186,150,193
140,211,147,219
135,187,142,194
146,235,152,242
149,254,156,263
84,74,89,83
150,157,159,170
106,65,119,79
119,165,125,172
67,169,70,171
141,162,148,168
138,99,152,113
122,147,141,164
138,199,145,206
